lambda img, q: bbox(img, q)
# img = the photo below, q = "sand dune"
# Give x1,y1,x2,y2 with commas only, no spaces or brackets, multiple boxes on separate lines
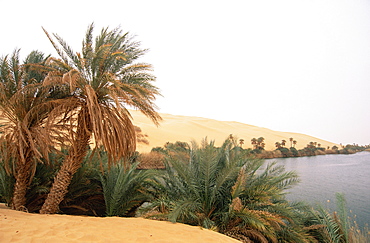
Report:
131,110,339,152
0,204,239,243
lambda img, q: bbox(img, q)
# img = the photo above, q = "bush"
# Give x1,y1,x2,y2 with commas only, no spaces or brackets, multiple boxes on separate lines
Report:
290,147,299,157
277,147,292,157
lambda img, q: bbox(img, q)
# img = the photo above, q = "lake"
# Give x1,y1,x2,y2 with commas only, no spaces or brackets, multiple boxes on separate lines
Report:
266,151,370,227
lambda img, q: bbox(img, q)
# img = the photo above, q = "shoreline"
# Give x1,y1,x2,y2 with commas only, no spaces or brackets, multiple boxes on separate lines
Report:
253,147,366,159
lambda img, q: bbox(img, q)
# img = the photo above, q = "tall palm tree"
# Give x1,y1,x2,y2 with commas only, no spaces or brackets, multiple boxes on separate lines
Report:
40,23,161,214
0,50,62,210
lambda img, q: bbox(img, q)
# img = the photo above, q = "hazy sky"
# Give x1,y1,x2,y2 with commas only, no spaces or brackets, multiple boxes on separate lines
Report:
1,0,370,145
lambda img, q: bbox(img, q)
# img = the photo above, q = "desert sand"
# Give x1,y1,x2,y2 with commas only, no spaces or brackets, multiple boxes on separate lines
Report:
131,110,339,153
0,204,240,243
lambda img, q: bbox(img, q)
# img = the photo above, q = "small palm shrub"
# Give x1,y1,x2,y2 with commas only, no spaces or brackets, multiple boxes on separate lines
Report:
308,193,370,243
140,138,312,242
60,156,105,216
100,161,154,217
1,147,157,216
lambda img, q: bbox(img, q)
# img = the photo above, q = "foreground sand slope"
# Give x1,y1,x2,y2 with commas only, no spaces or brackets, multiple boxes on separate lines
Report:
131,110,339,152
0,205,240,243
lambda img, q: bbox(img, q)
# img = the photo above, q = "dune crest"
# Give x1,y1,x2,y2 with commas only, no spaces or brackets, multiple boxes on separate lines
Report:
131,110,338,152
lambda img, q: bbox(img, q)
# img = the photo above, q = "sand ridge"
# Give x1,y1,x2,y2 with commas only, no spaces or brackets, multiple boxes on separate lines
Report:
131,110,339,152
0,204,240,242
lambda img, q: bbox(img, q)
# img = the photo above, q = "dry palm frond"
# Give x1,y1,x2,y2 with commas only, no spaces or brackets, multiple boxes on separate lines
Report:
231,197,243,212
226,227,269,243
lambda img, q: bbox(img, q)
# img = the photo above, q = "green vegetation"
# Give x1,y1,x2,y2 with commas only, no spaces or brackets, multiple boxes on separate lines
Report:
250,137,368,159
1,139,370,242
141,139,311,242
39,23,161,214
0,23,369,242
307,193,370,243
101,161,154,217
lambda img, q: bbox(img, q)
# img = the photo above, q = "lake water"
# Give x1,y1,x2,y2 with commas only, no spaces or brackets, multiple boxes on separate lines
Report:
266,151,370,227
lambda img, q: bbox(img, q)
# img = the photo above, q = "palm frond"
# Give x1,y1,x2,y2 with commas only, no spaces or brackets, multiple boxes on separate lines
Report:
100,161,153,216
42,27,70,65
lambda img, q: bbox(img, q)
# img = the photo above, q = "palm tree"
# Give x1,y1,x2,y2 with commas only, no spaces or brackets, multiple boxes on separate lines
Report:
281,139,286,147
40,23,161,214
289,137,294,148
293,140,297,148
257,137,264,149
142,139,310,242
239,139,244,148
251,138,257,149
0,49,63,211
275,141,282,149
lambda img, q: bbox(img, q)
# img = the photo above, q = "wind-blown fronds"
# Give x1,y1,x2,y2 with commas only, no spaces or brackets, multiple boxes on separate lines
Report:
41,23,161,214
0,49,67,210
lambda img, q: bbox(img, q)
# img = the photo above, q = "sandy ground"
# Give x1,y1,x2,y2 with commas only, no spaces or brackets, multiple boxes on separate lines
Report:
131,110,339,153
0,204,240,243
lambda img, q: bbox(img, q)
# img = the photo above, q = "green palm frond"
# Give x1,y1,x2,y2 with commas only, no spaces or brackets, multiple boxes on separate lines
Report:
100,161,153,216
307,193,356,243
0,159,15,205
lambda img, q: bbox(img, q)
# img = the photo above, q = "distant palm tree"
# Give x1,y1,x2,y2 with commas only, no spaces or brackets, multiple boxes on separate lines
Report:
40,23,161,214
289,137,294,148
275,141,282,149
257,136,264,144
239,139,244,148
293,140,297,148
251,138,257,149
281,139,286,147
309,142,315,148
260,142,265,149
0,50,63,210
257,137,265,150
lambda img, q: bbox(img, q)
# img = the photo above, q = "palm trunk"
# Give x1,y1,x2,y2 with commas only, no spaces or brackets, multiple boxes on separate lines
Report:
40,115,91,214
12,160,32,211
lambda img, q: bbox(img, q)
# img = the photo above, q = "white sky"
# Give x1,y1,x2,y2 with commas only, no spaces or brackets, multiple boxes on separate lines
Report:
1,0,370,145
